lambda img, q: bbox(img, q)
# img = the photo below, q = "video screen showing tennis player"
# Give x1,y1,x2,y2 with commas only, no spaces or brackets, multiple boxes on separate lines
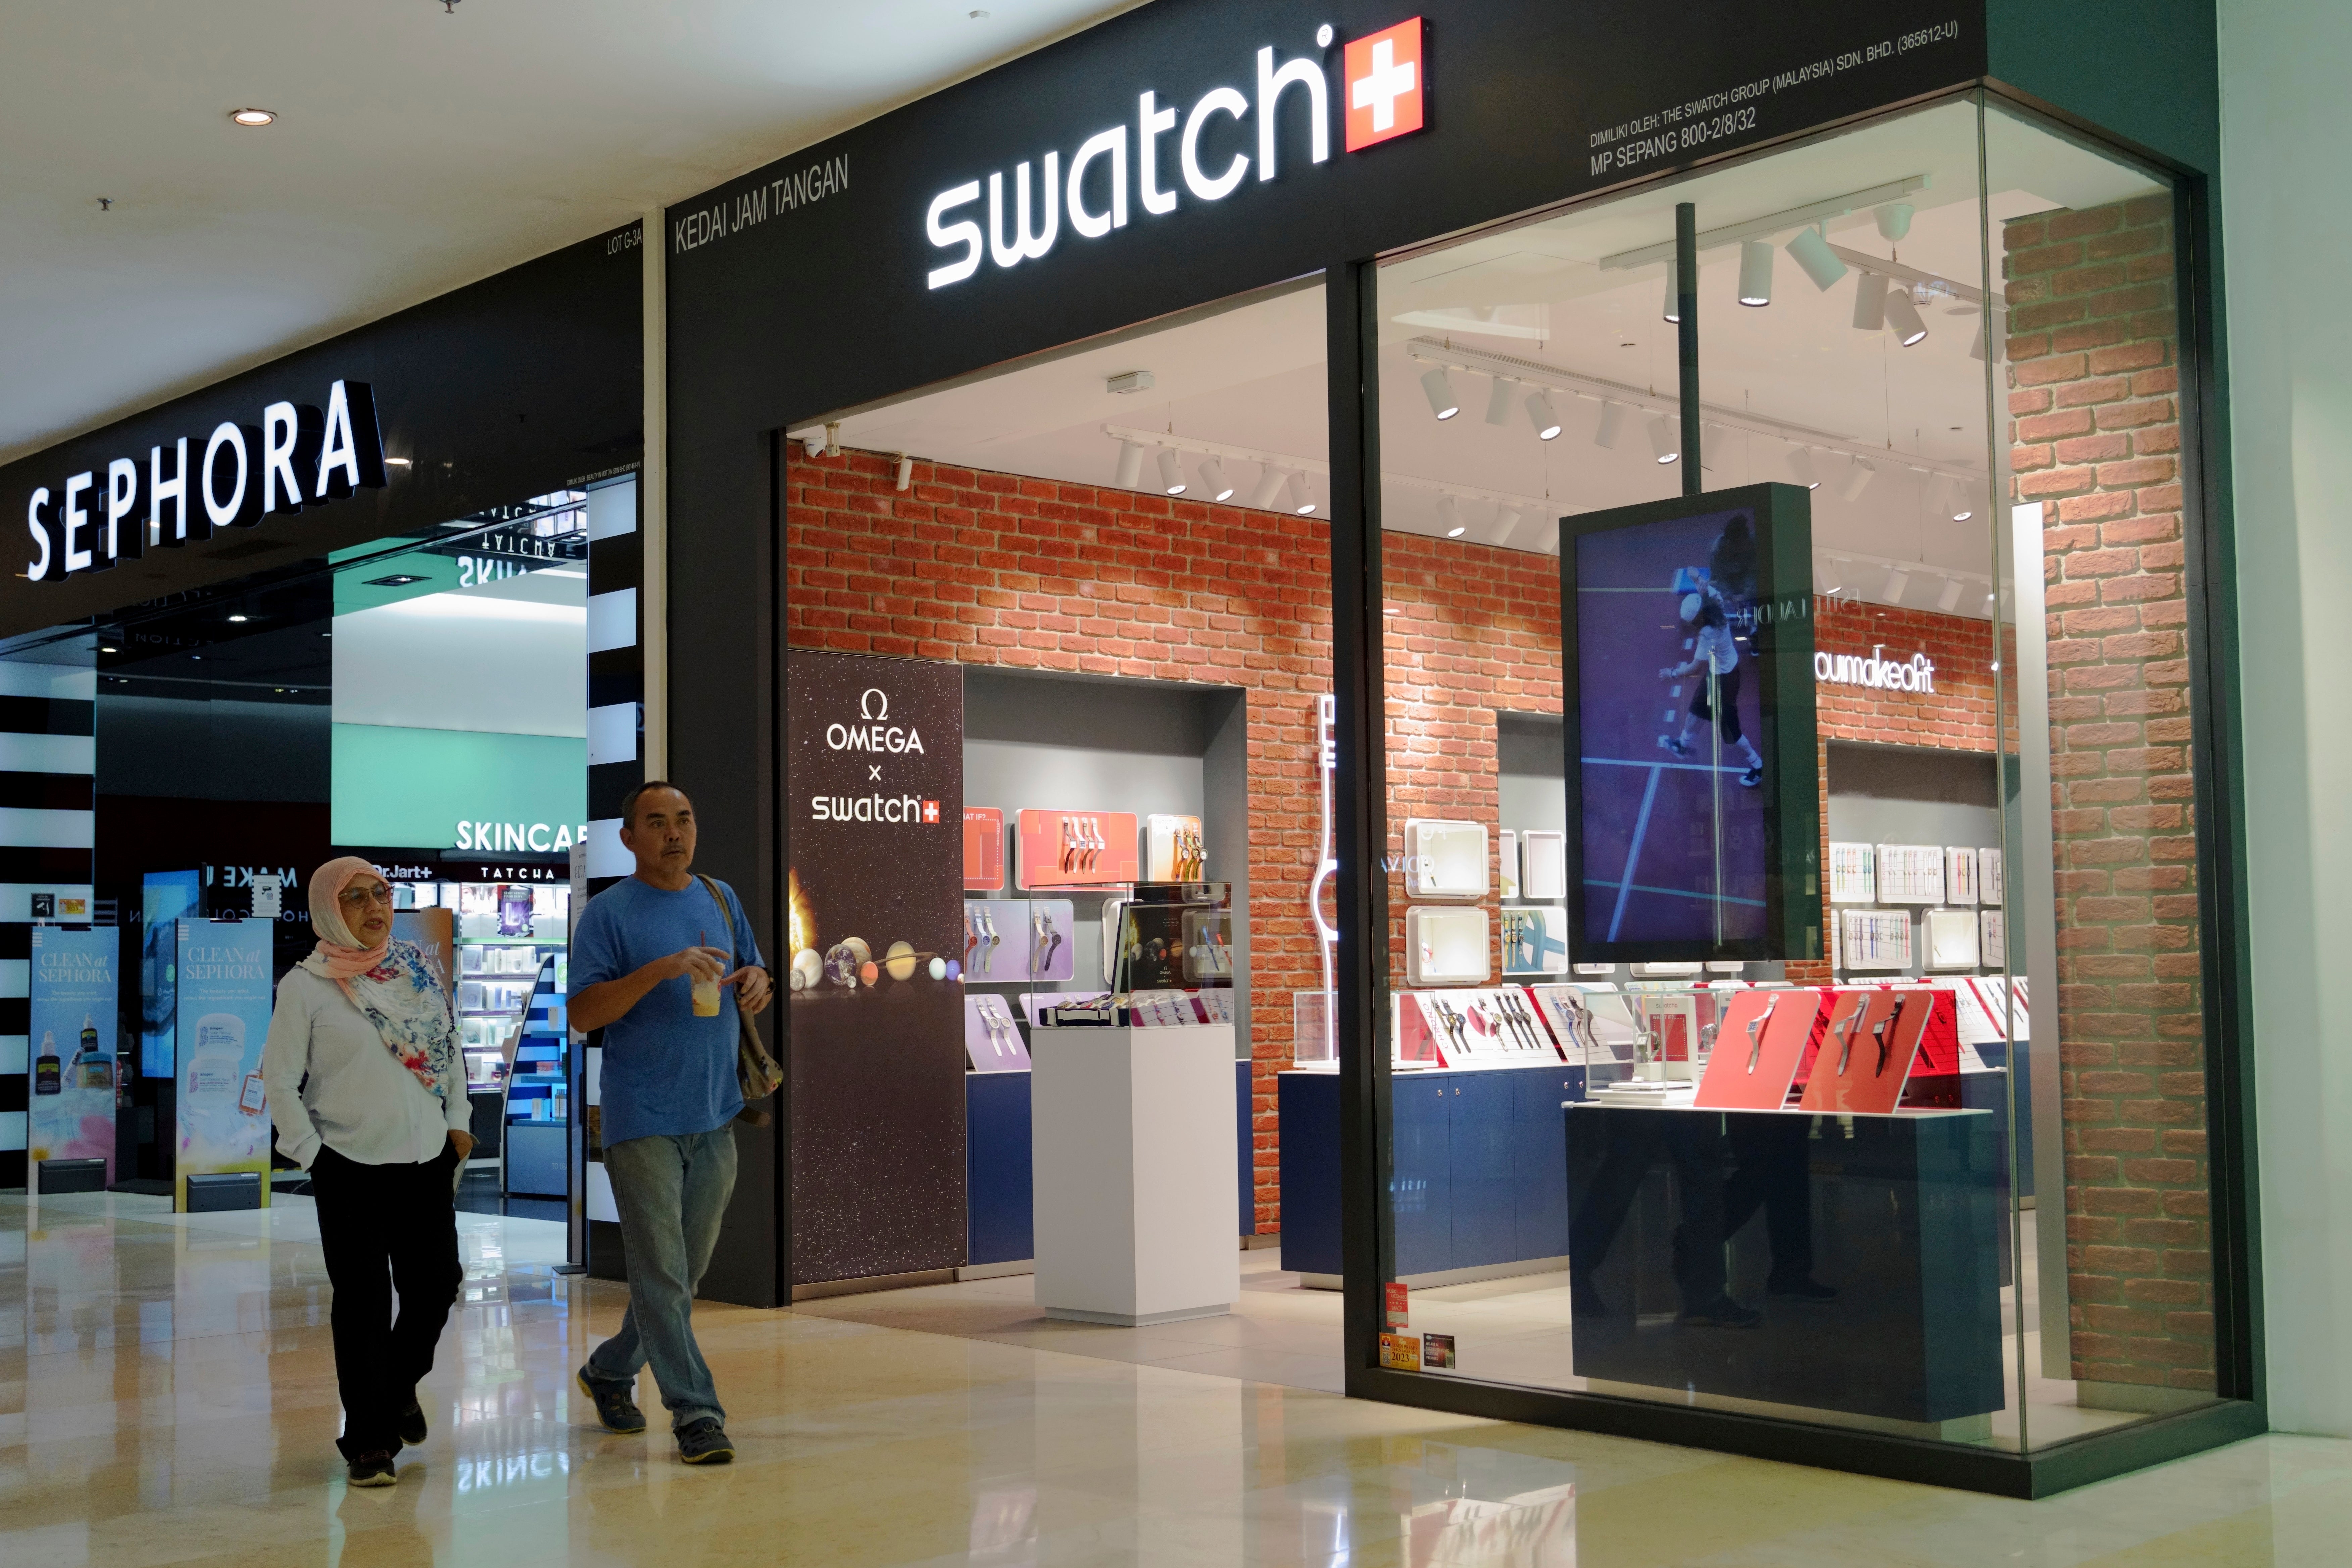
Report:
1573,503,1770,949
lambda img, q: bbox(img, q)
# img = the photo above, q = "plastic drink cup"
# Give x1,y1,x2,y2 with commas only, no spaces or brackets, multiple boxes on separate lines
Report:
692,931,724,1016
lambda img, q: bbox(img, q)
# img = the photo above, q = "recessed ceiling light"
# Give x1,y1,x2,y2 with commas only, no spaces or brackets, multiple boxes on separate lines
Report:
226,614,249,623
230,108,276,127
385,456,413,468
98,645,117,653
365,574,427,587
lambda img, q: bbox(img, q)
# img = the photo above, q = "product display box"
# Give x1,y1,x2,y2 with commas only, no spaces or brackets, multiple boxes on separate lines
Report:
1406,905,1489,985
1690,988,1825,1110
1500,905,1568,976
1143,814,1205,881
1797,988,1960,1113
1110,883,1232,991
961,898,1075,982
1402,819,1489,900
964,992,1031,1072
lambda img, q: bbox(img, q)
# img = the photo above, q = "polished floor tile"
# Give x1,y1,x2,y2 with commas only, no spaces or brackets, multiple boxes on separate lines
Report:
3,1191,2348,1566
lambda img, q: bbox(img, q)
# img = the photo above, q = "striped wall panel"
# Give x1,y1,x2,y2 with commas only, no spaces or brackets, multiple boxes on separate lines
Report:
582,476,642,1253
0,663,96,1185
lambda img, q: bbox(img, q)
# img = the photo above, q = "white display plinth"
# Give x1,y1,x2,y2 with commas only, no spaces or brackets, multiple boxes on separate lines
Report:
1031,1023,1239,1326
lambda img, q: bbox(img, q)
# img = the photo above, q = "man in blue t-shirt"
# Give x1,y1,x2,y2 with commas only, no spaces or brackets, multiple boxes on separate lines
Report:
567,781,769,1466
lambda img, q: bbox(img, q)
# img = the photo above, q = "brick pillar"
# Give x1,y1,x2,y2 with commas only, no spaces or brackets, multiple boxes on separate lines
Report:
2004,198,2214,1391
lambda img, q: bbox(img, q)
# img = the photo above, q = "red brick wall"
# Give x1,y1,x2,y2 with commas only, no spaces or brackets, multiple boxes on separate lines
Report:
2006,198,2213,1391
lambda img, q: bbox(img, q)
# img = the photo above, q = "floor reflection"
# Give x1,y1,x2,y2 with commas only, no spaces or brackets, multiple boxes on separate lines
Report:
3,1190,2348,1567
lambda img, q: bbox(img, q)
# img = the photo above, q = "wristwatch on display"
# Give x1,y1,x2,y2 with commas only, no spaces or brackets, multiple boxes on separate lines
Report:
1832,1001,1865,1075
1872,1009,1897,1077
978,906,1001,975
1031,906,1063,979
1744,995,1777,1073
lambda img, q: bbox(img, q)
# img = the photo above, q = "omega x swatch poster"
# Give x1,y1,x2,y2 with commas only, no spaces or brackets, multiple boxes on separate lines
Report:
785,650,965,1284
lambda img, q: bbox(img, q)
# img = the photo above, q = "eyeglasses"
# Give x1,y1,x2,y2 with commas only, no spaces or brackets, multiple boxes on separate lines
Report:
337,883,395,909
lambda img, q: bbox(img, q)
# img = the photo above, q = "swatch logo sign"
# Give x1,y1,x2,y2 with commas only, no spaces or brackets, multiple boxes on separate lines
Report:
22,379,387,583
813,687,940,824
923,18,1426,290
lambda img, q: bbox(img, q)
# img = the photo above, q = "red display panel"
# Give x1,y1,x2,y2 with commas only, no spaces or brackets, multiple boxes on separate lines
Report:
963,807,1004,891
1799,989,1938,1114
1015,809,1139,889
1692,988,1824,1110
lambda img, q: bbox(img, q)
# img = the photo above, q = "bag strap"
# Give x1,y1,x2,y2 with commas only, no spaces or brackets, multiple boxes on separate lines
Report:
694,874,737,960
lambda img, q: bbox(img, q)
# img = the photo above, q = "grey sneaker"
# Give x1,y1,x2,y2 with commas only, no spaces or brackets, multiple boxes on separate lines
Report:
676,1417,735,1465
396,1398,427,1447
577,1367,647,1434
346,1450,399,1487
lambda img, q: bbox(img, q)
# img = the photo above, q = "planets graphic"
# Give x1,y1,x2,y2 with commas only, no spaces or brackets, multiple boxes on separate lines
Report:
858,960,879,986
928,956,947,980
884,940,919,981
791,948,823,990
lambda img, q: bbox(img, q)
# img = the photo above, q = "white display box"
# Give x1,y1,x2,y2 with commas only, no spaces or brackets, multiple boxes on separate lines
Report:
1031,1024,1239,1326
1497,830,1519,900
1877,844,1945,904
1829,841,1877,903
1403,819,1488,900
1925,907,1980,970
1945,846,1979,905
1499,905,1568,975
1406,905,1490,985
1519,830,1567,900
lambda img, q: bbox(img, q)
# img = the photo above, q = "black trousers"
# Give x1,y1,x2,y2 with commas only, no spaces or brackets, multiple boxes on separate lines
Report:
310,1141,463,1458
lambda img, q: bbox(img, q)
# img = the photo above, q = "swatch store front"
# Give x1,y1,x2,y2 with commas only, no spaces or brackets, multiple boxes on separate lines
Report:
669,0,2256,1494
0,228,642,1224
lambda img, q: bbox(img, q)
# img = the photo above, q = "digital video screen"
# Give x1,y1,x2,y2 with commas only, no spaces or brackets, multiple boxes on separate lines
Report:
1573,503,1771,949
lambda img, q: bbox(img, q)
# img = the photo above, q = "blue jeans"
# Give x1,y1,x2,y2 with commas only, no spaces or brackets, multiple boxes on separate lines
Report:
585,1127,738,1429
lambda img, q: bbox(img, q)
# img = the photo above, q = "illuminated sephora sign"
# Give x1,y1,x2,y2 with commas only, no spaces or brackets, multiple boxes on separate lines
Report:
23,378,387,582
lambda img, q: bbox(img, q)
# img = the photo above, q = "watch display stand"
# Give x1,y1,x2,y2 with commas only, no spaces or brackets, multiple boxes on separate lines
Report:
1403,819,1489,900
1944,846,1979,905
1016,808,1140,889
1406,905,1490,985
1144,813,1207,881
1828,841,1877,903
1876,844,1946,904
1518,830,1567,900
1797,989,1951,1113
1393,988,1563,1067
964,993,1032,1072
1978,909,2006,968
1528,984,1642,1072
1690,988,1826,1110
1978,847,2004,903
1838,908,1913,971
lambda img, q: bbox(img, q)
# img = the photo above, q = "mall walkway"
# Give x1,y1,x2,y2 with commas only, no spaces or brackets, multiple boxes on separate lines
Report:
3,1194,2347,1567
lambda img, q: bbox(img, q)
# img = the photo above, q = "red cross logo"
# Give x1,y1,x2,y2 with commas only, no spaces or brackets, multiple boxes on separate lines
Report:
1345,19,1425,153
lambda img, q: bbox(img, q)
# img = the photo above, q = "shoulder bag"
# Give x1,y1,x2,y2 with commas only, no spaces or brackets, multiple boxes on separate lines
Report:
696,874,784,1125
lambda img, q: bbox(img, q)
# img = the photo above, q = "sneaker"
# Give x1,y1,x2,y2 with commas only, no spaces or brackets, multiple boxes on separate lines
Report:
1676,1296,1764,1329
396,1398,427,1448
1660,735,1692,759
675,1417,735,1465
1767,1275,1840,1303
346,1450,399,1488
577,1366,647,1435
1738,766,1762,788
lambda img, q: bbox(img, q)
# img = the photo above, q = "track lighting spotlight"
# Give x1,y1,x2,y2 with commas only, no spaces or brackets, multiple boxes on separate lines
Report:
1949,479,1975,522
1592,400,1625,449
1157,449,1187,495
1937,576,1964,612
1701,423,1724,471
1662,290,1680,325
1786,225,1847,291
1248,464,1286,509
1420,367,1461,420
1875,202,1915,241
1199,456,1234,501
1526,390,1563,441
1647,413,1679,464
1438,496,1464,537
1840,456,1876,502
1970,319,1998,363
894,453,914,492
1737,240,1774,307
1287,471,1316,515
1492,506,1524,547
1786,446,1820,490
1851,271,1886,332
1820,554,1847,594
1885,567,1909,602
1114,440,1145,488
1883,288,1930,347
1484,375,1516,425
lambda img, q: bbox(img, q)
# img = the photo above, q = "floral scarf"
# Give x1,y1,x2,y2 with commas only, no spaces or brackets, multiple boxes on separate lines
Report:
312,940,461,1105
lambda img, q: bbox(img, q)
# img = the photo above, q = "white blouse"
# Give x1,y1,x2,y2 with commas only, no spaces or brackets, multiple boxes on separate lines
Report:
260,967,472,1168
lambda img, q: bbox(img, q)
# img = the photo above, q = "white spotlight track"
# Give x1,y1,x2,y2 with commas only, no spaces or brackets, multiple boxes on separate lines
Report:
1114,439,1145,489
1647,413,1679,464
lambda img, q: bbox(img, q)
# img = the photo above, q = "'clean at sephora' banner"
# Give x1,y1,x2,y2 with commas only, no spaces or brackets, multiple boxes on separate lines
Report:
28,926,120,1182
174,919,274,1210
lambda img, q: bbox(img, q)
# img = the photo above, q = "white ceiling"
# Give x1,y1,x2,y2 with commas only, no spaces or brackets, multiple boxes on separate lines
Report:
333,562,585,737
0,0,1143,466
822,98,2164,620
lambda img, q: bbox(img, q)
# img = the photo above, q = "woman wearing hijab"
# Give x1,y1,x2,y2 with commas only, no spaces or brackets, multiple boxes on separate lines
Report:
261,858,473,1487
